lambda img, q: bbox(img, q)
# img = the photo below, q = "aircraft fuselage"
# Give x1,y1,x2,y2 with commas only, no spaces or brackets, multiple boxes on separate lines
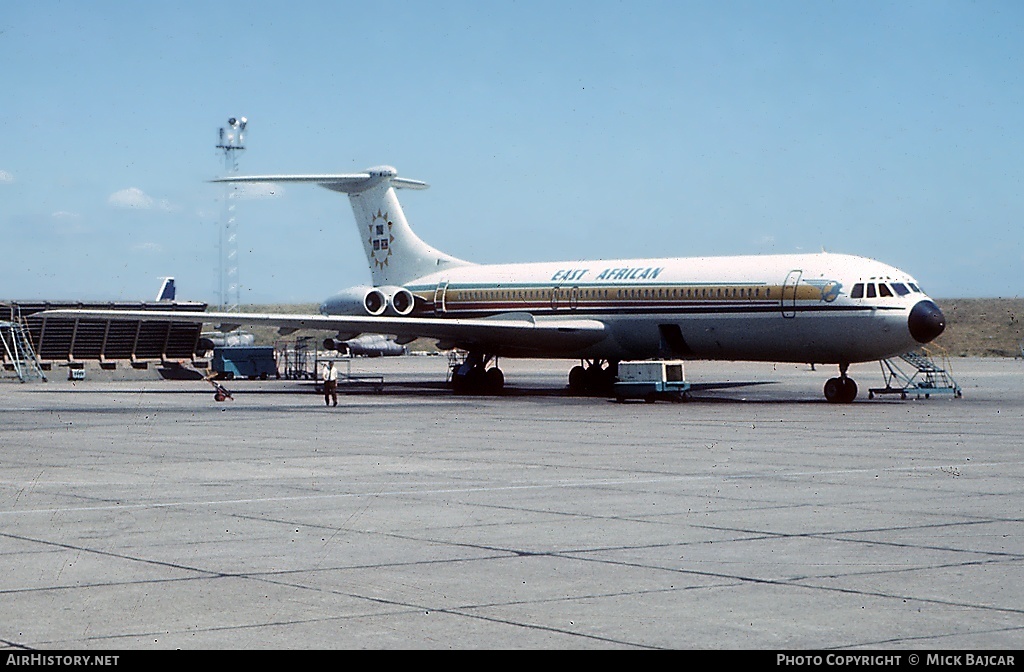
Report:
322,251,942,365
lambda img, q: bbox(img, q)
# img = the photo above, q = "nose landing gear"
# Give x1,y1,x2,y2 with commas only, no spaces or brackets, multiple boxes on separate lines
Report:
824,363,857,404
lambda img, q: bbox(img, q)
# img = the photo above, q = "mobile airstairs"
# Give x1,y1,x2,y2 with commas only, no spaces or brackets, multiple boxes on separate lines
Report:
868,348,960,400
1,317,47,382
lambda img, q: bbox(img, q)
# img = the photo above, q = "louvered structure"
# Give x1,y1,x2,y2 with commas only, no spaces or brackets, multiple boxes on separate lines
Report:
0,301,206,365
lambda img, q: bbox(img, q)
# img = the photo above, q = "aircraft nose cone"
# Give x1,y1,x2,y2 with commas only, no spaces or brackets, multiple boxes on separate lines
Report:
908,300,946,343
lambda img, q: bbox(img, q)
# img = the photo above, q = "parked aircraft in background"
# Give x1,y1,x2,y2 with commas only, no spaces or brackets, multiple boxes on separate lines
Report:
43,165,945,402
155,277,176,301
196,331,256,352
197,328,404,358
326,334,407,358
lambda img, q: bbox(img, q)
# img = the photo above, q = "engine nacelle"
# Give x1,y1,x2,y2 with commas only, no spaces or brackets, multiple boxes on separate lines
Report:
363,288,388,316
323,338,351,352
388,287,416,316
320,285,416,317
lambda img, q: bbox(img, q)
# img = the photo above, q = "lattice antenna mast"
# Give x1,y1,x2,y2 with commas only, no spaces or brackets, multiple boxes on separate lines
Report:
216,116,247,311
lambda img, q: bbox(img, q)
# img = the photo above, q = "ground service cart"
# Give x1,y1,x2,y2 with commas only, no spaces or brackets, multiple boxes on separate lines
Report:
614,360,690,403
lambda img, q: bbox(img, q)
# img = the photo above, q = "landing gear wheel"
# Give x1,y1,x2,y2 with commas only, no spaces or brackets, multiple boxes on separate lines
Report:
568,360,618,396
465,365,486,391
452,364,504,395
568,365,587,394
484,367,505,394
841,377,857,403
451,365,483,394
824,377,842,403
585,365,614,396
824,376,857,403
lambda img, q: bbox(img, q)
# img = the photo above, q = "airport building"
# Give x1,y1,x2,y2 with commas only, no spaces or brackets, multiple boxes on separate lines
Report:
1,300,206,373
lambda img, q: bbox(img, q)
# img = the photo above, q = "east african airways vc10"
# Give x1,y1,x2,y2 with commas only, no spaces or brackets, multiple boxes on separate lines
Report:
44,165,946,402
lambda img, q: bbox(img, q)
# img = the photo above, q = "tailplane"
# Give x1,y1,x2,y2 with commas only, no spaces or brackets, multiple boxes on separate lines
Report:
213,166,471,286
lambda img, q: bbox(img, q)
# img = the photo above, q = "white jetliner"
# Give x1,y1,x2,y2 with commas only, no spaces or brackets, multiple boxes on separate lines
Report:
43,165,946,402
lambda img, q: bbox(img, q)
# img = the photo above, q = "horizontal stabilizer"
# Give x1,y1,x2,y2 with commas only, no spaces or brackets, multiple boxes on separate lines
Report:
211,166,428,194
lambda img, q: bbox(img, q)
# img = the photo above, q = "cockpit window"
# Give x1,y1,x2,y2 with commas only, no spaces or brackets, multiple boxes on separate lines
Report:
878,283,893,297
851,283,864,299
866,284,877,298
891,282,910,296
908,283,921,293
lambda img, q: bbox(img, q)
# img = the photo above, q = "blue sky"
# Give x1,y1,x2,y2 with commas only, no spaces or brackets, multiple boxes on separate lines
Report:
1,0,1021,303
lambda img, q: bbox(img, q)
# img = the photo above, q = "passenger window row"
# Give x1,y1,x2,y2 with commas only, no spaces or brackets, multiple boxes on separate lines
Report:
850,282,920,299
454,286,772,302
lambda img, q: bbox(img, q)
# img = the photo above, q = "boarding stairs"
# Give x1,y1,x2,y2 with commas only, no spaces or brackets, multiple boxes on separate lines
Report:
0,316,47,382
868,348,960,400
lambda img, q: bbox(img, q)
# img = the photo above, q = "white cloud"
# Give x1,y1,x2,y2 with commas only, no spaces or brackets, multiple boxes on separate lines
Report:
0,170,13,183
107,187,175,211
109,187,155,209
132,242,163,254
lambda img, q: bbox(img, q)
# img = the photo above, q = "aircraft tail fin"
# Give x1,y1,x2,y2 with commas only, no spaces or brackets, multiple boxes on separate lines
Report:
156,277,176,301
213,166,471,286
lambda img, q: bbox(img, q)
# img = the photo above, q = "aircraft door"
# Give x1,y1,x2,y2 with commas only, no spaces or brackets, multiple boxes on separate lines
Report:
433,280,449,315
782,270,802,318
550,285,560,311
569,286,580,311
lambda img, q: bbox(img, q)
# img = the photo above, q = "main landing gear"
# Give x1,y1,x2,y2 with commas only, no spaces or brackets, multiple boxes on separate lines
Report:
568,360,618,396
450,352,504,395
823,363,858,404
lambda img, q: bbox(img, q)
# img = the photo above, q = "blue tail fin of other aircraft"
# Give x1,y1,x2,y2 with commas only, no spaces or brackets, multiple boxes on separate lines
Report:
156,277,175,301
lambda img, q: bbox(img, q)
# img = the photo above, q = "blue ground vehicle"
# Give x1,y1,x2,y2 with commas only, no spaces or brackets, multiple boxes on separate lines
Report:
212,346,278,380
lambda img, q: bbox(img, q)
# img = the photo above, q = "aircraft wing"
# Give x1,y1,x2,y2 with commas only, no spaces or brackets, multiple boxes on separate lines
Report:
37,309,608,354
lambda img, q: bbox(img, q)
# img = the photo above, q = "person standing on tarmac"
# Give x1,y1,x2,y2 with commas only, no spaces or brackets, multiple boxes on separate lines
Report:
322,360,338,407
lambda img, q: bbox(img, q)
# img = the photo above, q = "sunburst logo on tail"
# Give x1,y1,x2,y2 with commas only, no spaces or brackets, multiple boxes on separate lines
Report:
368,210,394,269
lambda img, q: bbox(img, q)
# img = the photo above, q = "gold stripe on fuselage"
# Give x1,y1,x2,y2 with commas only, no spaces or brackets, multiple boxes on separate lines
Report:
411,283,827,315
